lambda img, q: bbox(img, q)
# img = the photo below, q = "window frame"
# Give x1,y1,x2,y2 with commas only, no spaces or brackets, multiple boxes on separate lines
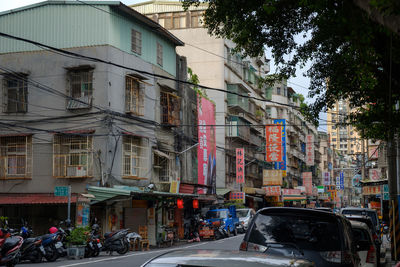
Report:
122,135,148,179
157,42,163,67
67,69,93,109
0,135,32,179
2,75,28,113
125,75,144,115
131,29,142,55
160,91,180,126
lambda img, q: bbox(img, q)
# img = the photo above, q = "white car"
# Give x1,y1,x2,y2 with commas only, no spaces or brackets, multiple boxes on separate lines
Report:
236,208,255,232
350,220,378,267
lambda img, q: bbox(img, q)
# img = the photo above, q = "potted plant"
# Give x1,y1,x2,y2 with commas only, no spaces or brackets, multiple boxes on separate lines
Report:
66,226,90,260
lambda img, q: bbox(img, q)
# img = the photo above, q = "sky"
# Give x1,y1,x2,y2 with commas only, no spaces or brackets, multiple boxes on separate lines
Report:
0,0,326,131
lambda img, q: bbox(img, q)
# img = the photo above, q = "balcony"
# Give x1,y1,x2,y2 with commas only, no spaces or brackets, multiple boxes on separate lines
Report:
226,116,250,142
227,84,249,113
250,131,263,147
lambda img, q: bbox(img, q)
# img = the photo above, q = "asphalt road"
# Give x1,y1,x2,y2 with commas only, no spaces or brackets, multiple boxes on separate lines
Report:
19,234,245,267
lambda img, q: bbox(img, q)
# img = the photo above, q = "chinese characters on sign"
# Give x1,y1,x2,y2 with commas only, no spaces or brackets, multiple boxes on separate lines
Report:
263,186,281,196
369,169,382,181
362,185,381,195
229,192,245,203
273,119,286,176
265,125,283,162
282,188,301,195
197,96,216,194
236,148,245,184
306,134,314,166
323,172,330,185
263,170,283,186
302,172,312,195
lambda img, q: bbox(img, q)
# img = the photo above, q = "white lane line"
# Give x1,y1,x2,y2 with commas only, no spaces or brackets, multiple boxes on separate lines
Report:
58,242,211,267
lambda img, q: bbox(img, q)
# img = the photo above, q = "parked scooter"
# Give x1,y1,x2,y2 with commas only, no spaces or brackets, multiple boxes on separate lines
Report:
19,222,43,263
39,231,60,262
102,228,130,255
0,228,23,267
85,224,102,258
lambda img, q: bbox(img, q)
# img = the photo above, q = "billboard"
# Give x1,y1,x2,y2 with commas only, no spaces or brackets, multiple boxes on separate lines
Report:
197,96,216,194
302,172,313,195
264,186,281,196
266,124,283,162
369,168,383,181
236,148,245,184
263,169,283,186
273,119,286,176
323,172,330,185
306,134,314,166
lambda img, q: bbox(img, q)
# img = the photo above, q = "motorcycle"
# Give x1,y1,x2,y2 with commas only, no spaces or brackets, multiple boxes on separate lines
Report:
19,224,43,263
85,224,102,258
0,228,23,267
39,232,60,262
187,215,200,243
102,228,129,255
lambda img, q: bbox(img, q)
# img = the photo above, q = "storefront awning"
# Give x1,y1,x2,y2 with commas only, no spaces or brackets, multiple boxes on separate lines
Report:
283,195,306,201
246,195,264,202
0,193,78,205
243,187,265,195
216,188,231,196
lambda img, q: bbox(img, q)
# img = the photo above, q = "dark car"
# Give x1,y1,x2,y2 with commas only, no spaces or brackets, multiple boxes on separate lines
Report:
240,207,360,267
315,207,333,212
141,249,315,267
340,208,380,233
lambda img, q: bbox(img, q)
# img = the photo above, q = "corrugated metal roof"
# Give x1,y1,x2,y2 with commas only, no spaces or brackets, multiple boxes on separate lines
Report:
131,0,207,14
0,193,78,205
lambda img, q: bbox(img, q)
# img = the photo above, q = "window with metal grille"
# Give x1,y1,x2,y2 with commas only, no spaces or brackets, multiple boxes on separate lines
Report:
67,70,93,109
154,153,170,182
0,136,32,179
157,42,163,66
160,91,180,125
2,75,28,113
125,76,144,115
53,135,93,178
122,136,148,178
131,29,142,55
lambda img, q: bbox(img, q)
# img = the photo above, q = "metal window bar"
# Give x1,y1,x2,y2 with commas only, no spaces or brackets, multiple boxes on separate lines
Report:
131,29,142,55
2,76,28,113
160,92,180,125
67,71,93,109
125,76,144,115
154,154,170,182
157,43,163,66
53,135,93,178
122,136,148,178
0,136,32,179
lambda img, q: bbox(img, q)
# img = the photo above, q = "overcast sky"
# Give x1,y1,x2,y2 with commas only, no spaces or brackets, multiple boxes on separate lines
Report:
0,0,326,131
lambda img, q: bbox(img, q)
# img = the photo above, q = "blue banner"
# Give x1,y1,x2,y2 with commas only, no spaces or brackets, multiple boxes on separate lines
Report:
340,172,344,190
273,119,286,174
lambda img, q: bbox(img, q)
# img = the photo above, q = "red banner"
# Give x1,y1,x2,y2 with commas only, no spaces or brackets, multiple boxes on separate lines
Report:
264,186,281,196
282,188,301,195
197,96,216,194
265,125,283,162
302,172,313,195
229,192,245,203
236,148,245,184
306,134,314,166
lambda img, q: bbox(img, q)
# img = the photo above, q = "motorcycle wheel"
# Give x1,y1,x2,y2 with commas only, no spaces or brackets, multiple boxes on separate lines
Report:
92,248,100,257
6,262,15,267
116,242,129,255
30,253,43,263
226,228,231,237
45,249,58,262
84,246,92,258
233,227,238,236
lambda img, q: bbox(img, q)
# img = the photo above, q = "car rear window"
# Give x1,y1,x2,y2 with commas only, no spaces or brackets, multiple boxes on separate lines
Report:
248,214,342,251
342,210,378,227
237,210,249,218
352,228,371,243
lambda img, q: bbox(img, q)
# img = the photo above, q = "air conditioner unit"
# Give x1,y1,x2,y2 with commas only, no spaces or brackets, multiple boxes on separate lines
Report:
67,166,87,177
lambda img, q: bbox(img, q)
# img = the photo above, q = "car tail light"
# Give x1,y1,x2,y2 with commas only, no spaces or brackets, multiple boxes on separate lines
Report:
96,238,100,243
320,251,342,263
239,241,248,251
366,245,376,263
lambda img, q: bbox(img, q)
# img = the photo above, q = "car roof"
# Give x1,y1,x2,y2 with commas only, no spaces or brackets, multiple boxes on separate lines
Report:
143,249,314,267
350,220,370,229
341,207,376,212
258,207,339,219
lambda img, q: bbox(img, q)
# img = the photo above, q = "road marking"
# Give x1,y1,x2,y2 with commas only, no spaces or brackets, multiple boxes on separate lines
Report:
58,242,211,267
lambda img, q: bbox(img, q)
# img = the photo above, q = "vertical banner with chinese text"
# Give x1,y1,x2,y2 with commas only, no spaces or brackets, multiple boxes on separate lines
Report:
236,148,245,184
273,119,286,177
266,124,283,162
302,172,313,195
306,134,314,166
197,96,216,194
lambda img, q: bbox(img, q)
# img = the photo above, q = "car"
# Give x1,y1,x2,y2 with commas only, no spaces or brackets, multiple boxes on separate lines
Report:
236,208,256,233
240,207,360,267
350,220,378,267
344,215,382,265
140,249,315,267
340,208,380,233
204,206,239,236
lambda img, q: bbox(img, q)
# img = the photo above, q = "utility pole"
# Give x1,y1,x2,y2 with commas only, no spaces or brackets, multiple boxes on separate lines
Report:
361,133,366,207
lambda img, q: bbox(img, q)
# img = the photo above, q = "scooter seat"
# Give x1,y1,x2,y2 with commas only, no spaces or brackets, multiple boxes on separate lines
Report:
104,232,113,238
2,236,21,251
24,237,36,244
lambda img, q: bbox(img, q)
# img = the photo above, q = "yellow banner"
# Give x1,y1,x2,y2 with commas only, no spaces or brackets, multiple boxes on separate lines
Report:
263,170,283,186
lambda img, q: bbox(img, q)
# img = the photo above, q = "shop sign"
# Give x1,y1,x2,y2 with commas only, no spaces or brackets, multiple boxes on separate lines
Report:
323,172,330,185
170,180,180,194
265,124,283,162
340,172,344,190
282,188,301,195
76,202,90,227
273,119,286,176
263,186,281,196
295,186,306,193
317,186,324,193
236,148,245,184
263,169,283,186
369,147,379,159
302,172,313,195
197,96,216,194
363,185,381,195
369,201,381,209
306,134,314,166
369,169,382,181
229,192,245,203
